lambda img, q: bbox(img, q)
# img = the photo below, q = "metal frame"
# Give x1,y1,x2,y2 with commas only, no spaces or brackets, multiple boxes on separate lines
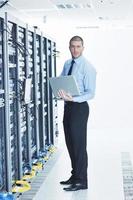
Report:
33,28,40,157
39,34,46,150
25,24,32,167
0,16,6,191
3,12,12,192
46,39,51,145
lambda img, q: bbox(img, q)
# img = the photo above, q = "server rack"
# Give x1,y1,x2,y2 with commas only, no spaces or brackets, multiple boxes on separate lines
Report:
49,41,59,145
3,14,13,192
0,16,6,191
39,35,47,151
26,28,36,165
33,28,41,158
46,39,59,145
16,22,28,179
0,12,59,193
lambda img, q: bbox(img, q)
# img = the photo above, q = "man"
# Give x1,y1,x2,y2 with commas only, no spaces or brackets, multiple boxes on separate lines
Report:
58,36,96,191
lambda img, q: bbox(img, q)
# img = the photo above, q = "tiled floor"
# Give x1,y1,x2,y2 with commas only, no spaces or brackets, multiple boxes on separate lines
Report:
33,128,133,200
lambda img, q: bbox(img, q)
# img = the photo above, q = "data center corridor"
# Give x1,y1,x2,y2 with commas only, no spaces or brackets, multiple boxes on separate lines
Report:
30,128,133,200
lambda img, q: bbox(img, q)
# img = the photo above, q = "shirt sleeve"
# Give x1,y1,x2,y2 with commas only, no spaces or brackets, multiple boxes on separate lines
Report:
73,67,97,103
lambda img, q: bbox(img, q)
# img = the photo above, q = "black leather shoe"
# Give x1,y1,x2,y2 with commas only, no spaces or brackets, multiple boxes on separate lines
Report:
63,183,88,191
60,177,74,185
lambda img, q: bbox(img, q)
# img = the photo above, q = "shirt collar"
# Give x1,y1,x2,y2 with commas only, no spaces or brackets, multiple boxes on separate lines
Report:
72,55,83,64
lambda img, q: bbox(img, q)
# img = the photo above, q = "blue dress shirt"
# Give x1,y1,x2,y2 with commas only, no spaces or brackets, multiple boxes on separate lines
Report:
61,55,96,103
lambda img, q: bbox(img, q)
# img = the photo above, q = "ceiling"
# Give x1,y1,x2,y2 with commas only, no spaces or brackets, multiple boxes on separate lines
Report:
2,0,133,28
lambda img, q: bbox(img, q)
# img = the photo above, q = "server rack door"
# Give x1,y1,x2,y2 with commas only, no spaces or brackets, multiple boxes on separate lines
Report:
39,34,46,151
16,24,28,179
32,29,41,158
46,39,58,146
6,19,20,187
3,13,14,192
25,26,36,166
48,40,58,145
25,25,32,167
45,38,51,146
49,41,55,145
51,42,59,145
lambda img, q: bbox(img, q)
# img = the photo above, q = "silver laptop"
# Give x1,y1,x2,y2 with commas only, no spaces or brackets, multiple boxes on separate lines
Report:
49,75,80,98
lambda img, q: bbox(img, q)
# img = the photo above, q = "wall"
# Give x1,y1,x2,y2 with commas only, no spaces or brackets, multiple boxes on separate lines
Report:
43,24,133,130
82,28,133,129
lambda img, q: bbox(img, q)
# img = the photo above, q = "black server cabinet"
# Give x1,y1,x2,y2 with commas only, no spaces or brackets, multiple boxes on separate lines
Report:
2,14,17,192
5,17,20,190
0,17,6,191
50,42,59,145
25,28,36,165
0,12,59,193
39,36,47,151
46,40,59,145
33,29,41,158
16,23,28,179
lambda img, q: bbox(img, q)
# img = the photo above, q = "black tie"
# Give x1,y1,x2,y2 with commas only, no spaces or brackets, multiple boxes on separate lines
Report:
68,60,75,75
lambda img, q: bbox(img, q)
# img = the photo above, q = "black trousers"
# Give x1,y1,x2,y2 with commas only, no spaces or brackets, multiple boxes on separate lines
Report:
63,101,89,184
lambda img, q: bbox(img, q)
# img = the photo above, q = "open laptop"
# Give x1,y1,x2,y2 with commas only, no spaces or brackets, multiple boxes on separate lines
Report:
49,75,80,98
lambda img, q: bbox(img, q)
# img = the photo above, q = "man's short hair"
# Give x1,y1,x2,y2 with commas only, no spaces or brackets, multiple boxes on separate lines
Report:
69,36,84,46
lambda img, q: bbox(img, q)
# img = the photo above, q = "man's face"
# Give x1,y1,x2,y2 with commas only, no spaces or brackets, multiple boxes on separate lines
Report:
69,40,84,59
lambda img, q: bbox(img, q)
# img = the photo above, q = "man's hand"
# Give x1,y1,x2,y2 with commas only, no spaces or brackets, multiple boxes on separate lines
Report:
58,89,73,101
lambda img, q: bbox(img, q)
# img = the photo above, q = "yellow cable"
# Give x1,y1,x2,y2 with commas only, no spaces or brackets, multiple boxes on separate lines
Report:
12,180,31,193
22,169,36,180
49,145,57,153
43,155,49,161
32,162,43,171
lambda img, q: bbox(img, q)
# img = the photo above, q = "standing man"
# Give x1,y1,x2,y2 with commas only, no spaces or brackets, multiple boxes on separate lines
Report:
58,36,96,191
